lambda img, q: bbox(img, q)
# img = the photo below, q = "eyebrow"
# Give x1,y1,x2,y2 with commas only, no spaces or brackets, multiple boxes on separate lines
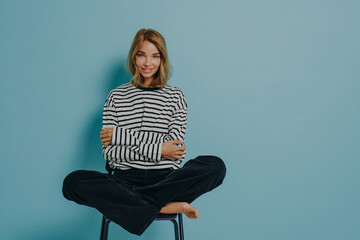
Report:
137,51,160,55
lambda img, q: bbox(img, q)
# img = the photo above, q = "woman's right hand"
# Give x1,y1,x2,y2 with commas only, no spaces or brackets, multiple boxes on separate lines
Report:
161,140,186,160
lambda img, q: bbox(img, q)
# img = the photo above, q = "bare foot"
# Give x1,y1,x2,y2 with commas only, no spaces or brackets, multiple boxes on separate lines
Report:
160,202,200,219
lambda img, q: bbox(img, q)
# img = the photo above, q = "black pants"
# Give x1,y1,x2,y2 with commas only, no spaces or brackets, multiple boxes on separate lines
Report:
62,155,226,236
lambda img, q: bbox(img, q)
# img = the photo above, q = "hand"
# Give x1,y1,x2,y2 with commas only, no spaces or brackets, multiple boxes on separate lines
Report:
161,140,186,160
100,128,113,145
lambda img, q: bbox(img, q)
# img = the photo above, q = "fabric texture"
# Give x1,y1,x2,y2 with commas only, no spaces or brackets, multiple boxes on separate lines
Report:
102,82,187,170
62,83,226,235
62,155,226,235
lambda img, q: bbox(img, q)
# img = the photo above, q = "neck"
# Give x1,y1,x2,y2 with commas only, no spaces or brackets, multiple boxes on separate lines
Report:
142,78,159,88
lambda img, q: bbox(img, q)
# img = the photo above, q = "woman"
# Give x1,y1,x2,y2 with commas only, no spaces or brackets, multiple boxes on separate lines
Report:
62,28,226,236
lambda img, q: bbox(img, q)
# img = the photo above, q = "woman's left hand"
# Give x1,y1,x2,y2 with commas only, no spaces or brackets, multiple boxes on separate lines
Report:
100,128,113,145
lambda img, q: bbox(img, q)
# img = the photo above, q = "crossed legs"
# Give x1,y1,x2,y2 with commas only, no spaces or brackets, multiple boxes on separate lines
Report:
62,155,226,235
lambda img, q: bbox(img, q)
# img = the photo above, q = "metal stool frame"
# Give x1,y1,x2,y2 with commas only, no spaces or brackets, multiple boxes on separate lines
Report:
100,213,184,240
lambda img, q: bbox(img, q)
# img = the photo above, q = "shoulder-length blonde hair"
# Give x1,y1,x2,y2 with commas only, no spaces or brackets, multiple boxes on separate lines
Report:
127,28,172,89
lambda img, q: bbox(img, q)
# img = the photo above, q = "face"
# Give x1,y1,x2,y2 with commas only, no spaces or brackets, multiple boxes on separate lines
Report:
135,40,161,82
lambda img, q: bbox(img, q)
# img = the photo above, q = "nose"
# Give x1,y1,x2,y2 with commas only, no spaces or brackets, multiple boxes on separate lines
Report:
144,57,152,66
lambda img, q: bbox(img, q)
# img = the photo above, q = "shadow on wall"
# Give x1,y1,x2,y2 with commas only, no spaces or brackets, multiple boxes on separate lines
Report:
13,61,156,240
65,60,134,239
66,59,165,239
76,60,131,171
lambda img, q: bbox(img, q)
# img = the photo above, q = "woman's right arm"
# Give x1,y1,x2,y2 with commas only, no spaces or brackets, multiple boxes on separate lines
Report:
102,90,163,162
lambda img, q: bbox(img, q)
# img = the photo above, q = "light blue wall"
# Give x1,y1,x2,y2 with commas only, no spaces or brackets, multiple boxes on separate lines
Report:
1,0,359,239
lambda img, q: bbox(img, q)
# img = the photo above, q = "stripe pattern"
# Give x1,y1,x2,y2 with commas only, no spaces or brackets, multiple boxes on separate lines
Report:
102,82,187,170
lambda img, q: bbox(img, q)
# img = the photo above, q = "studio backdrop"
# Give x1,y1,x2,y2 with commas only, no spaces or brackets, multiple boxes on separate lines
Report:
0,1,359,239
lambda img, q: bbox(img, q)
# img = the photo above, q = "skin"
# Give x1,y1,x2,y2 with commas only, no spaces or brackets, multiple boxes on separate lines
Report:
99,40,199,219
135,40,161,88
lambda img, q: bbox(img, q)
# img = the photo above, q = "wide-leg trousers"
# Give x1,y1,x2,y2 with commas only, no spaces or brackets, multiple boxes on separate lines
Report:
62,155,226,236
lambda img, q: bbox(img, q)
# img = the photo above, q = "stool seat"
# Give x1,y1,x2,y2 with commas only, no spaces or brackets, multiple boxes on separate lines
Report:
100,213,184,240
156,213,177,220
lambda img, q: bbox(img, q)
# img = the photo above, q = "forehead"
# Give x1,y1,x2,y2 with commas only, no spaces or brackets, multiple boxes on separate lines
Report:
138,40,160,54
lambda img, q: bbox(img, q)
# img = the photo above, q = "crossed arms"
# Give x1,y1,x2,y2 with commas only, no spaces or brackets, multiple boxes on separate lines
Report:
101,90,187,163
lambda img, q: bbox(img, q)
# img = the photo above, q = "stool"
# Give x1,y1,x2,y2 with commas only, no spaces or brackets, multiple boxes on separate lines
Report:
100,213,184,240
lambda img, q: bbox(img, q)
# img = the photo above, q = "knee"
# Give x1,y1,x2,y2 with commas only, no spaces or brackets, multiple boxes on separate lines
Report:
62,170,85,199
197,155,226,180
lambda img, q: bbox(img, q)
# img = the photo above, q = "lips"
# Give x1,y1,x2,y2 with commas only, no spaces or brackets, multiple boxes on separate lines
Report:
142,68,153,73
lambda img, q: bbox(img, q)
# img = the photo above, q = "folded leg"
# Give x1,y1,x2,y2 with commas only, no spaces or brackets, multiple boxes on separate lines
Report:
62,170,158,235
135,155,226,208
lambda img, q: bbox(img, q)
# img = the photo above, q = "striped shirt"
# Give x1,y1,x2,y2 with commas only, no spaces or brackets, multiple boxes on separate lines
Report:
102,82,187,170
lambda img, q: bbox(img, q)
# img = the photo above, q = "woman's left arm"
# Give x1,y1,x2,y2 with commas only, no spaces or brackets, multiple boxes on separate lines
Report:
101,90,163,162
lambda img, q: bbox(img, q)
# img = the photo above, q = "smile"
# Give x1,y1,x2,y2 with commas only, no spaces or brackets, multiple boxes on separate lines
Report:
142,68,153,73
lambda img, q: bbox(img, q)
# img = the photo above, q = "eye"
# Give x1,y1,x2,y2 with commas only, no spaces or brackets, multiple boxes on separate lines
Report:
153,55,160,59
137,53,145,57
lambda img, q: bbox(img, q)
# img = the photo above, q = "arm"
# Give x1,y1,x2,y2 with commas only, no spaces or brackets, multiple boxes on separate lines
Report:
102,89,187,162
164,90,187,142
102,144,149,163
101,91,160,162
111,89,187,143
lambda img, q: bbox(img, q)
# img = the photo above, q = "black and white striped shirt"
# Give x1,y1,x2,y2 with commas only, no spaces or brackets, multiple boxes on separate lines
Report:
102,82,187,170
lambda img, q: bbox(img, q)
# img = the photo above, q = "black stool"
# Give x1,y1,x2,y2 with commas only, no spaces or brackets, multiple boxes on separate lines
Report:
99,163,185,240
100,213,184,240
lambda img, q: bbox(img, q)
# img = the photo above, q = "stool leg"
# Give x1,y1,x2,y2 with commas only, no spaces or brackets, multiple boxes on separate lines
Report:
100,216,111,240
178,213,184,240
170,219,180,240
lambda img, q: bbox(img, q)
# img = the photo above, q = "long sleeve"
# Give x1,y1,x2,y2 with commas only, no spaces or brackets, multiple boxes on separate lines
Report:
101,83,187,170
111,90,187,161
163,89,187,142
112,89,187,142
111,127,163,162
102,90,162,162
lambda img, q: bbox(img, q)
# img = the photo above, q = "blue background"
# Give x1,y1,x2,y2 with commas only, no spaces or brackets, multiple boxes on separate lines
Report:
1,0,359,239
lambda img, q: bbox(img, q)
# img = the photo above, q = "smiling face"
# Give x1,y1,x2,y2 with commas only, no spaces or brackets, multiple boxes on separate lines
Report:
135,40,161,85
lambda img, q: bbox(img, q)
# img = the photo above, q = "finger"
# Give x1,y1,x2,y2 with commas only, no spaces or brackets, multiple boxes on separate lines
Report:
100,131,112,137
100,133,110,138
174,147,185,153
100,137,111,144
100,135,110,140
171,140,184,144
173,154,183,160
175,151,185,156
101,128,111,133
178,146,186,151
176,151,185,155
169,155,177,160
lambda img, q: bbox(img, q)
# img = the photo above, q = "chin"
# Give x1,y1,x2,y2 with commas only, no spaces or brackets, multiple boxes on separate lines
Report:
142,72,155,77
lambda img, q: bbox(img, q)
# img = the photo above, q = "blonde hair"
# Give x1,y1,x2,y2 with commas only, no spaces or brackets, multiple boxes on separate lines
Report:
127,29,172,88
